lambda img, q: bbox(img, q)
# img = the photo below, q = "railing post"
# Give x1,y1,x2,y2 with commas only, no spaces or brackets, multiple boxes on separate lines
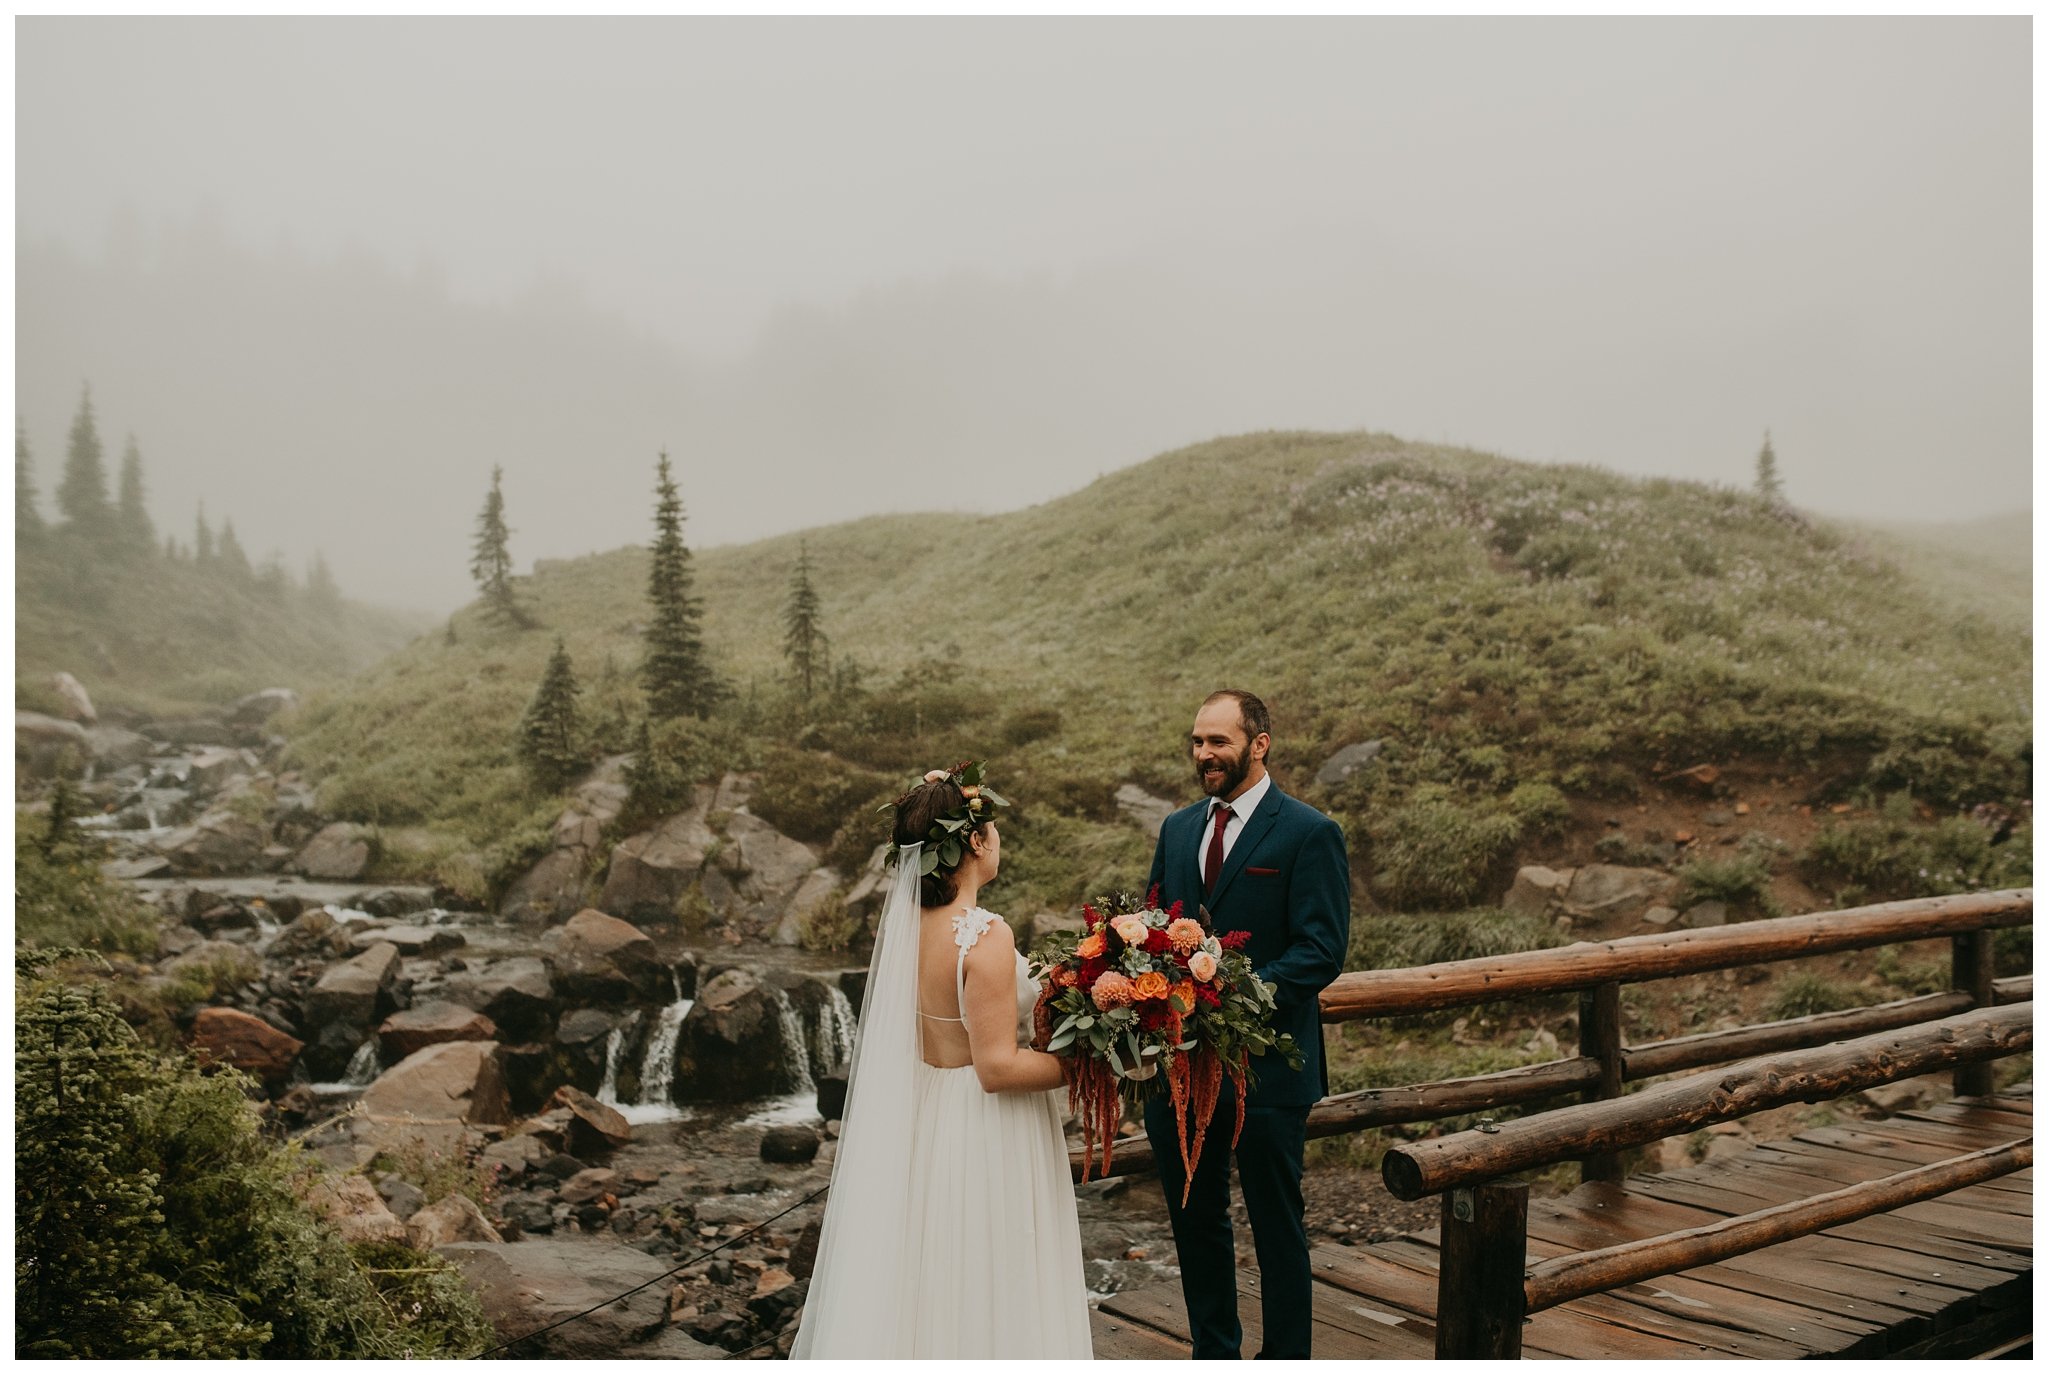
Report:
1952,930,1996,1097
1435,1182,1528,1359
1578,981,1624,1182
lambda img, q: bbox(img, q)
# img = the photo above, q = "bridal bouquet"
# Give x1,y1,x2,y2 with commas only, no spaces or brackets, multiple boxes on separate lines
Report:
1030,890,1301,1201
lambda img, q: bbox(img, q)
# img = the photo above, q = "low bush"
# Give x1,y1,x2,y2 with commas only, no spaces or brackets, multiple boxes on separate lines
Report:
15,798,160,956
1368,787,1524,911
1675,853,1780,917
1767,972,1879,1021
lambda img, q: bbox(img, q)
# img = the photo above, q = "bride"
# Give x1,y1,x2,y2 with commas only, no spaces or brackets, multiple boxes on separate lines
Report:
792,763,1093,1359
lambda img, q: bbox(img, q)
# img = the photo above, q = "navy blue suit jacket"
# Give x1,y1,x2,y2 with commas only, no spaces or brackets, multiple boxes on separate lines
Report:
1146,784,1350,1108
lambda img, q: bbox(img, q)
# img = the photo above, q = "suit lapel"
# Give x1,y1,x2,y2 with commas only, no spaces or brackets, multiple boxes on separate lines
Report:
1208,785,1283,908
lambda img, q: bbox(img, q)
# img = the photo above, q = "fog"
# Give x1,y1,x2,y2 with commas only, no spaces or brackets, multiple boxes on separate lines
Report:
15,18,2031,612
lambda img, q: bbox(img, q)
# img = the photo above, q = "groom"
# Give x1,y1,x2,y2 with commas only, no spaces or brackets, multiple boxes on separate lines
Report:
1143,689,1350,1360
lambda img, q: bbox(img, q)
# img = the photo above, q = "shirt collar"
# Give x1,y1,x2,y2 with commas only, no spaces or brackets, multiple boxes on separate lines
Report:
1213,771,1272,819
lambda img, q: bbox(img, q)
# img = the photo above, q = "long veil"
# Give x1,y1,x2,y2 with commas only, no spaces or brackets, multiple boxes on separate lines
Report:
790,843,923,1358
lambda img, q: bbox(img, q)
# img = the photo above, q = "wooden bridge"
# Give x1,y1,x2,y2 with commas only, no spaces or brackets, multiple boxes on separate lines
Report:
1078,890,2033,1359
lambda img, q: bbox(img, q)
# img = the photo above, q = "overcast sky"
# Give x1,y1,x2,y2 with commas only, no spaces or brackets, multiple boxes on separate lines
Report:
15,18,2031,612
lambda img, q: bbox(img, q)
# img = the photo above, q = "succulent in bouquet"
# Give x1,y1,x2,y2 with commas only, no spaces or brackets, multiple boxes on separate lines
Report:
1030,888,1302,1202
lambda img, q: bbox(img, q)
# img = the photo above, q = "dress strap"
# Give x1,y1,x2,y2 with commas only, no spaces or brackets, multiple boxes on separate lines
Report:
951,908,996,1024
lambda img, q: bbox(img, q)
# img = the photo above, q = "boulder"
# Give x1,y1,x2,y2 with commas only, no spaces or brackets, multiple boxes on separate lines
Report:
1561,864,1678,920
499,848,590,927
1114,784,1177,840
307,941,404,1031
407,1193,503,1248
480,1131,551,1183
599,796,717,922
772,868,841,947
540,908,665,1002
360,1041,511,1146
302,1171,411,1246
546,1084,633,1154
441,957,555,1040
50,671,98,724
1680,901,1729,929
158,807,268,876
271,908,355,961
840,843,893,929
102,854,172,881
160,938,260,986
85,725,153,769
377,1176,427,1219
559,1165,621,1204
378,1001,499,1061
815,1064,849,1122
228,687,300,726
760,1125,818,1165
712,771,755,812
188,1006,303,1088
354,924,465,957
183,747,253,794
1315,740,1384,788
437,1239,675,1358
672,968,803,1103
296,822,374,881
727,811,820,894
1502,865,1574,919
15,710,91,775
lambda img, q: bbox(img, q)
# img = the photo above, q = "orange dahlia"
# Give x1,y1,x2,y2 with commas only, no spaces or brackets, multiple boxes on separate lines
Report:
1170,979,1196,1014
1166,917,1205,953
1132,970,1171,1001
1054,965,1081,988
1090,971,1135,1008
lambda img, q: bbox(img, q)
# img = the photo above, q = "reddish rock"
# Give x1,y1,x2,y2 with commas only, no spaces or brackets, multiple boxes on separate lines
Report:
378,1001,499,1061
188,1006,303,1087
540,908,665,1001
406,1193,503,1248
302,1172,409,1246
545,1083,633,1153
361,1041,510,1132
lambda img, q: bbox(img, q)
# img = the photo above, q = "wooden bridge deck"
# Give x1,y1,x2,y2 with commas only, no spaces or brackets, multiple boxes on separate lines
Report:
1091,1089,2032,1360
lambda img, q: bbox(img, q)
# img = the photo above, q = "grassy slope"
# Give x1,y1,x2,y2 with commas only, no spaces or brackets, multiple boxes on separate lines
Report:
284,431,2031,916
14,542,430,719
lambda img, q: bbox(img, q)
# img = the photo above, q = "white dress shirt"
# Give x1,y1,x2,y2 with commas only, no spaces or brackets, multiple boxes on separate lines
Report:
1199,772,1272,885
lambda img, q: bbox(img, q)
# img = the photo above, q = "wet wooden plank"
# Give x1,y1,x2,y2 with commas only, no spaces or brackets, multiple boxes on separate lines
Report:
1088,1307,1190,1359
1768,1131,2035,1194
1722,1144,2030,1218
1627,1170,2032,1261
1234,1268,1437,1359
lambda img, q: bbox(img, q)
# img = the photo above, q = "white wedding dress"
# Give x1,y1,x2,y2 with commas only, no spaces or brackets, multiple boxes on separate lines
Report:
792,858,1093,1360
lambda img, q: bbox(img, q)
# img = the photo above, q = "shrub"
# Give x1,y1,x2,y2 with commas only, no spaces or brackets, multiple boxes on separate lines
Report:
1368,789,1523,911
1347,908,1566,974
747,747,891,845
1802,808,2032,903
15,808,160,955
15,965,491,1357
1768,973,1878,1021
1675,853,1780,916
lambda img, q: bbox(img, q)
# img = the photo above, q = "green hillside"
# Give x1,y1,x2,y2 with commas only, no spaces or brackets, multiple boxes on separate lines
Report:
15,540,429,720
284,431,2033,914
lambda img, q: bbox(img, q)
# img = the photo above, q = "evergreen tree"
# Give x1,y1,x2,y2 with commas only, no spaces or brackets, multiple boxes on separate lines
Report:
116,436,155,554
56,385,114,541
17,420,46,542
468,465,525,627
782,539,828,703
193,505,215,564
641,451,716,719
518,637,584,790
305,550,341,611
216,519,252,579
1754,430,1785,505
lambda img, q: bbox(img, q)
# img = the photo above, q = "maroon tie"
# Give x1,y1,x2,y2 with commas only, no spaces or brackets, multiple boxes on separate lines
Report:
1204,803,1233,896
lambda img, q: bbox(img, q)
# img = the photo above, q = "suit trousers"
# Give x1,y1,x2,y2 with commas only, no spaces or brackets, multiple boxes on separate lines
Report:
1143,1088,1312,1359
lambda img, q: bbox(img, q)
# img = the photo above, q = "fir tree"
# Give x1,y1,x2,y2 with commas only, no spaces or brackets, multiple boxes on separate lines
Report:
116,436,154,554
56,385,114,541
1754,430,1785,505
518,637,584,790
468,465,525,627
641,451,717,719
17,420,46,542
193,505,215,564
305,550,341,610
216,519,252,579
782,539,828,703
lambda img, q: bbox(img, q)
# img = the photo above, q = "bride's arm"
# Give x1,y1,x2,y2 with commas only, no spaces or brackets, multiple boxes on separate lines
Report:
962,922,1067,1095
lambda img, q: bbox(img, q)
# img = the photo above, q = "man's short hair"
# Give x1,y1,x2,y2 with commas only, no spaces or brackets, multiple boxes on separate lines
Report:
1203,688,1271,743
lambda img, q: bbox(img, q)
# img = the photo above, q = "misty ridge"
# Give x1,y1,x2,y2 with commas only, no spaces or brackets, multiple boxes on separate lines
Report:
18,210,2028,617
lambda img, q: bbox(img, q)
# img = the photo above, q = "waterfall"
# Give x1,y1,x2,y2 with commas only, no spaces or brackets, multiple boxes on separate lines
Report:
773,988,815,1096
597,1010,643,1107
809,984,858,1078
341,1038,380,1087
635,968,694,1109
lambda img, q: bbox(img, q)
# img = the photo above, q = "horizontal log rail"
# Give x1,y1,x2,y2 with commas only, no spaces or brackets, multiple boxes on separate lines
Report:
1521,1137,2032,1313
1621,990,1973,1079
1996,974,2031,1003
1380,1002,2032,1200
1320,889,2031,1023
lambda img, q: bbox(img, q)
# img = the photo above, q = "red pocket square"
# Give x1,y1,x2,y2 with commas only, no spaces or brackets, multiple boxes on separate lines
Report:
1247,866,1281,876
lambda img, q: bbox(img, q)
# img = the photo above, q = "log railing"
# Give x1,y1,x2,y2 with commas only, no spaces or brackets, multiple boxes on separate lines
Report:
1068,889,2031,1183
1063,889,2033,1360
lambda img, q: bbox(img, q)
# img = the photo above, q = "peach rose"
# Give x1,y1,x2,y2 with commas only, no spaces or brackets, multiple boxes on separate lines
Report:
1132,970,1171,1001
1188,950,1219,982
1090,971,1135,1008
1075,932,1107,959
1166,917,1206,953
1111,914,1150,947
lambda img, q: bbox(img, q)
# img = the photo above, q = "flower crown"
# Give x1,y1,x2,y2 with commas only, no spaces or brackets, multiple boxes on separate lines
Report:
883,759,1011,876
